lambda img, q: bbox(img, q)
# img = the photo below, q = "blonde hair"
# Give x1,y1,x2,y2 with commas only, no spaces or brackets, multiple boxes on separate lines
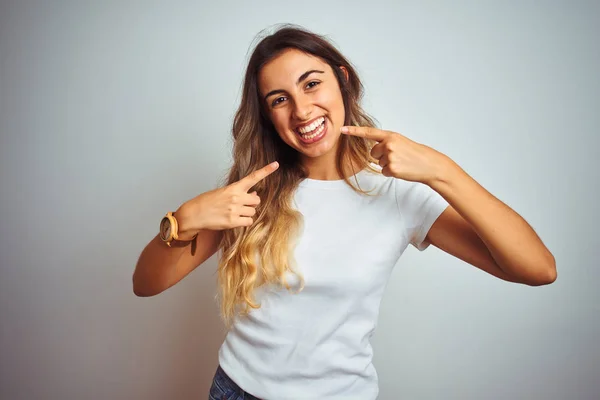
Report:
217,25,380,329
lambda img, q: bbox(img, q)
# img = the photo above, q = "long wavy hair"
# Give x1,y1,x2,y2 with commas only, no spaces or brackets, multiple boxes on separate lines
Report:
217,25,380,329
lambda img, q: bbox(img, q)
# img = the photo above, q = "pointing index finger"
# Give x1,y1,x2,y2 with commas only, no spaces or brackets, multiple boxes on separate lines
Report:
341,126,388,142
238,161,279,192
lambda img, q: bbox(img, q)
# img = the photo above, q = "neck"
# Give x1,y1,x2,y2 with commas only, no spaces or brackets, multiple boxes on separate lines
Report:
302,158,340,180
300,142,360,181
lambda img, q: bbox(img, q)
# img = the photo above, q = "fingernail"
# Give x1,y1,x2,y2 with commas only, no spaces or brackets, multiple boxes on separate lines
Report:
340,127,348,133
272,161,279,168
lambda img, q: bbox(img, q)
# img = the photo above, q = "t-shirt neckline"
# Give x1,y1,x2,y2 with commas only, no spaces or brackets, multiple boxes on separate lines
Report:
298,168,370,189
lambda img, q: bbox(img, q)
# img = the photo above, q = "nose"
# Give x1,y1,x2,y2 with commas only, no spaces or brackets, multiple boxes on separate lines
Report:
292,94,313,121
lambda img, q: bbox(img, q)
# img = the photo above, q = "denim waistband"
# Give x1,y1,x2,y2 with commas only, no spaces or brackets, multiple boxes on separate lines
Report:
214,365,261,400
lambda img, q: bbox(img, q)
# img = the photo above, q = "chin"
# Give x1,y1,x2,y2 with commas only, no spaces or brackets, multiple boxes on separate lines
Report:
297,140,337,158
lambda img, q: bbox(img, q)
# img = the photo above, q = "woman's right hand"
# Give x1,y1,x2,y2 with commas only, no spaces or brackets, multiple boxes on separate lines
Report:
174,161,279,238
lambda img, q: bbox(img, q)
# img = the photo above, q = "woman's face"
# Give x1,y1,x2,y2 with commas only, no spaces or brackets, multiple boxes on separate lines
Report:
258,48,347,161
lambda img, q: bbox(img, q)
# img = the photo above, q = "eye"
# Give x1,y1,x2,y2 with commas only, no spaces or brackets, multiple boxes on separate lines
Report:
306,81,321,89
271,96,287,107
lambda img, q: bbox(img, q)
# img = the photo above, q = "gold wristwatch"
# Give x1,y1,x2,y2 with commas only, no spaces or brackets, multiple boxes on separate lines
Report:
159,211,195,247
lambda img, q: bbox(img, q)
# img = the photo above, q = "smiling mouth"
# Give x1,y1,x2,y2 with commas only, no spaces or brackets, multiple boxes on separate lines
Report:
295,116,326,140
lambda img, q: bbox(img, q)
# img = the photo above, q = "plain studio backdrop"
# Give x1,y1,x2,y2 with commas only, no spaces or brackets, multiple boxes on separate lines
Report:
1,0,598,399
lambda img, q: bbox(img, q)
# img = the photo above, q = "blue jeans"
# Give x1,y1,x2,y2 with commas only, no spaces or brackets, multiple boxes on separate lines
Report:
209,365,262,400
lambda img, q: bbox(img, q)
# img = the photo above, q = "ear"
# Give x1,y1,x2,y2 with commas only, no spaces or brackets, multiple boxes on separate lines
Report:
339,66,349,82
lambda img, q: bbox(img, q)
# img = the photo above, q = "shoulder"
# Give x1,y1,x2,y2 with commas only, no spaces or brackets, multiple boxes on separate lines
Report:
356,165,427,201
353,163,392,190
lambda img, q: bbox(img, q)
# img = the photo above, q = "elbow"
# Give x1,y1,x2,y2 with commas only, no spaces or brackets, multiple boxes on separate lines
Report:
132,281,149,297
133,286,153,297
133,285,160,297
132,274,161,297
527,269,557,286
526,257,557,286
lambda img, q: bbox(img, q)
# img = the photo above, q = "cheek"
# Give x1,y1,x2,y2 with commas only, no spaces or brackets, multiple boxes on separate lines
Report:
317,87,344,119
270,110,289,132
269,110,296,145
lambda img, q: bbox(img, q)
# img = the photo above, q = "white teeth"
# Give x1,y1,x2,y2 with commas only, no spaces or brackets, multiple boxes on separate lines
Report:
298,117,325,134
299,119,326,140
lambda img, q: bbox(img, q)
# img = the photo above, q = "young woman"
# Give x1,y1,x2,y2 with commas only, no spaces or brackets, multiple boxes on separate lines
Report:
133,25,556,400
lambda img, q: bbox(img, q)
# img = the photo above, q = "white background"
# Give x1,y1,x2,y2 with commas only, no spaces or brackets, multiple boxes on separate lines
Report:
1,0,598,399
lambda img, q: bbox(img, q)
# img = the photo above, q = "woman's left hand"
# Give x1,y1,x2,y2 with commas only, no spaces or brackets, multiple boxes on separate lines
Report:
341,126,450,185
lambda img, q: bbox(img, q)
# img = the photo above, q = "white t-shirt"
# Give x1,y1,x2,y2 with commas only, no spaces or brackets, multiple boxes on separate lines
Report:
218,167,449,399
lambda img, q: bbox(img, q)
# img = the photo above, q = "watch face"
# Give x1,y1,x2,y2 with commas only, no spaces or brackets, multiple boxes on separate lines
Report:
160,217,171,241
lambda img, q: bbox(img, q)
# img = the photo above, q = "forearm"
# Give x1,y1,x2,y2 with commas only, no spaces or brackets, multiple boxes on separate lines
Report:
428,157,556,284
132,234,194,296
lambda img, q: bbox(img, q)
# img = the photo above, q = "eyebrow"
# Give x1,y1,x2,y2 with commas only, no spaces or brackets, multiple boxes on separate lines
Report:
263,69,325,102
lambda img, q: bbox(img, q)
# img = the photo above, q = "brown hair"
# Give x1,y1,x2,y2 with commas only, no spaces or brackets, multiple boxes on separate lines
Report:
217,24,379,329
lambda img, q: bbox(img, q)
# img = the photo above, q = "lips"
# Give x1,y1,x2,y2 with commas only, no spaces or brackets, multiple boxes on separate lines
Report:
295,117,327,144
295,116,325,136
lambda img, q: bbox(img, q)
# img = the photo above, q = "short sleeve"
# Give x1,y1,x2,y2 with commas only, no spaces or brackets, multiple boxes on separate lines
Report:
394,179,449,251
